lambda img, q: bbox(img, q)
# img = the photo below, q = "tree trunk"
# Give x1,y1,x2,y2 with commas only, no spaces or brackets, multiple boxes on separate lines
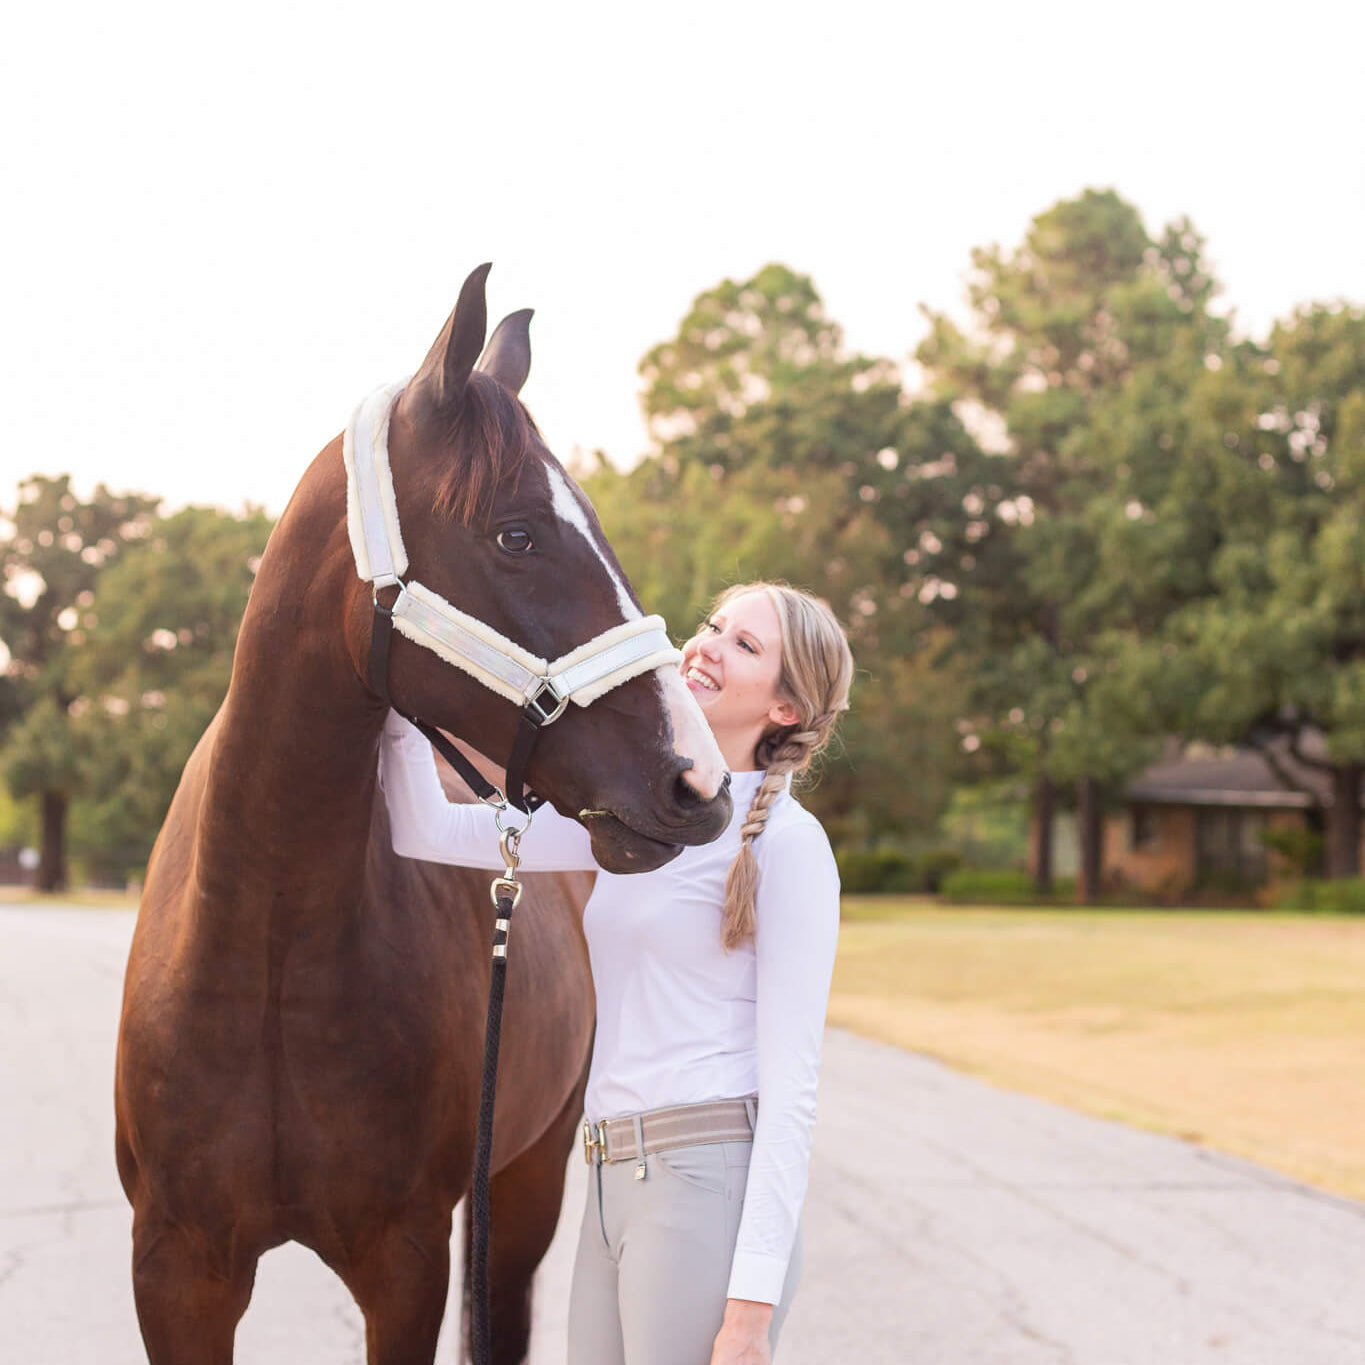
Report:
1033,771,1054,895
38,789,68,893
1034,601,1061,898
1326,763,1363,879
1077,777,1103,904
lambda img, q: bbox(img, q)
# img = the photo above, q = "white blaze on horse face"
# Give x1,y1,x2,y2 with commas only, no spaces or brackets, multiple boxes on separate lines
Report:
542,461,727,800
544,463,640,621
655,666,728,800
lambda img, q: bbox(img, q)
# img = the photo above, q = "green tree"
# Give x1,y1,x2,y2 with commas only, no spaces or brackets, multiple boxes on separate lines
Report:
586,266,991,845
915,189,1229,898
1111,304,1365,877
64,504,273,881
0,476,159,889
639,262,857,459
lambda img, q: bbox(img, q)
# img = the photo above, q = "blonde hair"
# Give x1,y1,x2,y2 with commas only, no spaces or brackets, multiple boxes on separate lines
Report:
715,582,854,950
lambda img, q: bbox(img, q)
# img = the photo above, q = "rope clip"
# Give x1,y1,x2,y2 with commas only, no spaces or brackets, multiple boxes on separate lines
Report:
489,819,528,913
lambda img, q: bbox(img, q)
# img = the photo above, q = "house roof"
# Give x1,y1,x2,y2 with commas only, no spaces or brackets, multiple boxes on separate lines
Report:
1124,731,1345,809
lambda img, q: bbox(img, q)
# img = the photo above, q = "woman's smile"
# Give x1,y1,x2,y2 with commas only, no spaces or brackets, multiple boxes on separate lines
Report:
684,664,721,694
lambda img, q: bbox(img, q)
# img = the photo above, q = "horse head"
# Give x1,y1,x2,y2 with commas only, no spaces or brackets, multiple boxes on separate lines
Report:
350,263,731,872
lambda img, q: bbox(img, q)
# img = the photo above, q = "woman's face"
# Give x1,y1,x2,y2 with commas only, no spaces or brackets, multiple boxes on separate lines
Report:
679,591,798,762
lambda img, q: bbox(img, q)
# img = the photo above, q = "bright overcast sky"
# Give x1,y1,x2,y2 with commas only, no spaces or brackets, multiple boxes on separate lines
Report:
3,0,1362,517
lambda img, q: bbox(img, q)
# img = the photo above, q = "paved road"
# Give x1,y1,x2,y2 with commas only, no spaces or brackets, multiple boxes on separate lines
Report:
4,904,1363,1364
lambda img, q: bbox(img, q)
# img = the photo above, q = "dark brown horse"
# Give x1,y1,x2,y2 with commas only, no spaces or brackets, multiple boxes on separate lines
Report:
114,265,732,1364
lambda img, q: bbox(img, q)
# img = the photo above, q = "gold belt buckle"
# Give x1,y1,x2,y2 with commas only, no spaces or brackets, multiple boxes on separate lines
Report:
583,1119,612,1164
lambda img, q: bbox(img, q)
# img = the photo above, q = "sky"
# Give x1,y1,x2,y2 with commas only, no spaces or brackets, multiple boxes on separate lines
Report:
3,0,1363,518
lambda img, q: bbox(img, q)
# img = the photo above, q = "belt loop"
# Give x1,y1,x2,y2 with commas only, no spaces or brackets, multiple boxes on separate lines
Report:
632,1112,648,1181
743,1096,757,1132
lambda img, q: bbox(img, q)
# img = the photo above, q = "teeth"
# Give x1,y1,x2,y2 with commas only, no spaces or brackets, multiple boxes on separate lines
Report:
686,666,719,691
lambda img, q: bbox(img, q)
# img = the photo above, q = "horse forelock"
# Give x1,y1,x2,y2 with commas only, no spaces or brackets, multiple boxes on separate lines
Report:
431,372,541,529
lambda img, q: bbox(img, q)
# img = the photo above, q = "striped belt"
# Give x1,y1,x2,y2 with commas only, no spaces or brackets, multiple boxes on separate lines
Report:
583,1097,757,1165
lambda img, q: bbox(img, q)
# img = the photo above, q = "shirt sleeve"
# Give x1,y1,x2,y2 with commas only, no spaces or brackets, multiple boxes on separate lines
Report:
726,816,841,1305
378,710,598,873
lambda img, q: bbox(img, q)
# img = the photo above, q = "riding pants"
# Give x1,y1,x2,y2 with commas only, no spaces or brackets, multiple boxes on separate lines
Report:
567,1137,803,1365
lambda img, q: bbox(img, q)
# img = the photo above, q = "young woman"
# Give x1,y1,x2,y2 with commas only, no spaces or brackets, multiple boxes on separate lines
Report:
379,581,854,1365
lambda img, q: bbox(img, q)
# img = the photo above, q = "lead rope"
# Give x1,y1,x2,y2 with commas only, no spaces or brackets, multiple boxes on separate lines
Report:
470,812,528,1365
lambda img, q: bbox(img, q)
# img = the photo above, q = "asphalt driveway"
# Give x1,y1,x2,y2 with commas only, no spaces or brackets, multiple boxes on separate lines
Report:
3,904,1362,1363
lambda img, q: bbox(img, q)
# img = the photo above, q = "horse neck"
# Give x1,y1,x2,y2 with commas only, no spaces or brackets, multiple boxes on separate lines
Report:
195,451,383,912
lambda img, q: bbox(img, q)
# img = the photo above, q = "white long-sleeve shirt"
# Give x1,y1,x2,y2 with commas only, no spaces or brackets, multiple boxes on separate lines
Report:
378,711,840,1305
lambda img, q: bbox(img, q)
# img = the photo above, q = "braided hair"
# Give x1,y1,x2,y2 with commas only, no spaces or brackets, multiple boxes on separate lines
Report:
715,584,853,951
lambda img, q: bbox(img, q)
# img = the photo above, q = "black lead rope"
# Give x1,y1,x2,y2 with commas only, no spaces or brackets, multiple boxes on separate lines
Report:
470,871,519,1365
368,593,538,1365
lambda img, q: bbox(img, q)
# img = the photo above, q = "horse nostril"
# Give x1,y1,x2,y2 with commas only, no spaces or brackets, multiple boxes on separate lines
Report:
674,768,703,807
675,764,731,809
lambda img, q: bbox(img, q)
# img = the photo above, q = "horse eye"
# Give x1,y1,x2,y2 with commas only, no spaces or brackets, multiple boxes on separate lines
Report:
496,528,534,554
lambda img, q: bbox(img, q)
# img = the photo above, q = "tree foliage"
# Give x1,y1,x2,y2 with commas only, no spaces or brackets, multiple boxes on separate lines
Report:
1107,303,1365,873
66,504,273,879
914,190,1234,892
3,194,1362,895
0,476,159,888
0,484,270,886
587,265,990,845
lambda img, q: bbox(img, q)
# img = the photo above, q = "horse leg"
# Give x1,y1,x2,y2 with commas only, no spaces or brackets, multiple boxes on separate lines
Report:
463,1063,590,1365
345,1206,452,1365
130,1213,258,1365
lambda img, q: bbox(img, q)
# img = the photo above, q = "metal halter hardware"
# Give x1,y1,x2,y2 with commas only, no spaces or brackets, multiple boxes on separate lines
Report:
345,378,684,811
525,678,569,726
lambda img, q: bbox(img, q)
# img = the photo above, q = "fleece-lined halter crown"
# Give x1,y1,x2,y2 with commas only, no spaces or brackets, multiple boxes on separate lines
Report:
344,379,682,722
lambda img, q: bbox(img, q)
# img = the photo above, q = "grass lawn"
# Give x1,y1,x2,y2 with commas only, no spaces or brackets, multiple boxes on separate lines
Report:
830,897,1365,1200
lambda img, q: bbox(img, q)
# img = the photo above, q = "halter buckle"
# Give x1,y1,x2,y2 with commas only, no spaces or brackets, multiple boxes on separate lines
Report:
525,678,569,726
371,573,403,611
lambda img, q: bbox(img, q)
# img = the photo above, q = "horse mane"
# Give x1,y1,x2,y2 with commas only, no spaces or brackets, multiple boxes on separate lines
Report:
433,372,541,528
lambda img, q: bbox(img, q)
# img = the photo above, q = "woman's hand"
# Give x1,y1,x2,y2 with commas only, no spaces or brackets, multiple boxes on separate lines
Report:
709,1297,774,1365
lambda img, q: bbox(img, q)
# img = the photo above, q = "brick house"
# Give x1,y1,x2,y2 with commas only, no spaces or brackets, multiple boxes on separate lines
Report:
1034,732,1358,901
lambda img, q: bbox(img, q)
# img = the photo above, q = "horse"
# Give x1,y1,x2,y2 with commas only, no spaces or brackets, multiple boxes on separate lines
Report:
114,264,733,1365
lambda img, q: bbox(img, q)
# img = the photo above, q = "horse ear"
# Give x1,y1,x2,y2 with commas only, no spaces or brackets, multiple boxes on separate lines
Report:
476,309,534,395
411,263,492,414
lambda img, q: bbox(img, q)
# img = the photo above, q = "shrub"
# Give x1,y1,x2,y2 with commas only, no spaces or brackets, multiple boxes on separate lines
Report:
1271,877,1365,914
1259,826,1325,877
836,848,919,894
940,868,1076,904
835,846,967,894
915,847,964,893
1192,868,1264,900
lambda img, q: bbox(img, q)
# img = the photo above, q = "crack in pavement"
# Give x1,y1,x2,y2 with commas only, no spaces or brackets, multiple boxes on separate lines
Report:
0,1244,26,1291
1189,1147,1365,1220
815,1159,1077,1363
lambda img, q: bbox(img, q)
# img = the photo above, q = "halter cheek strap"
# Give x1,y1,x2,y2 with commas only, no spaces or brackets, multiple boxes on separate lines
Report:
345,380,683,812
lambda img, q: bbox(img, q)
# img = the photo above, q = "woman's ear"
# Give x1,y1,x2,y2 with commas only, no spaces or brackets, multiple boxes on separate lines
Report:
768,698,800,728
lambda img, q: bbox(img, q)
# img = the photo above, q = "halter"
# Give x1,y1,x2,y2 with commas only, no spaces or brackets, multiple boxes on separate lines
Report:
345,378,682,811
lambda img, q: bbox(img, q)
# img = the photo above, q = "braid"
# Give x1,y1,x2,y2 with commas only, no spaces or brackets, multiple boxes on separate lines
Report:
720,724,827,951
